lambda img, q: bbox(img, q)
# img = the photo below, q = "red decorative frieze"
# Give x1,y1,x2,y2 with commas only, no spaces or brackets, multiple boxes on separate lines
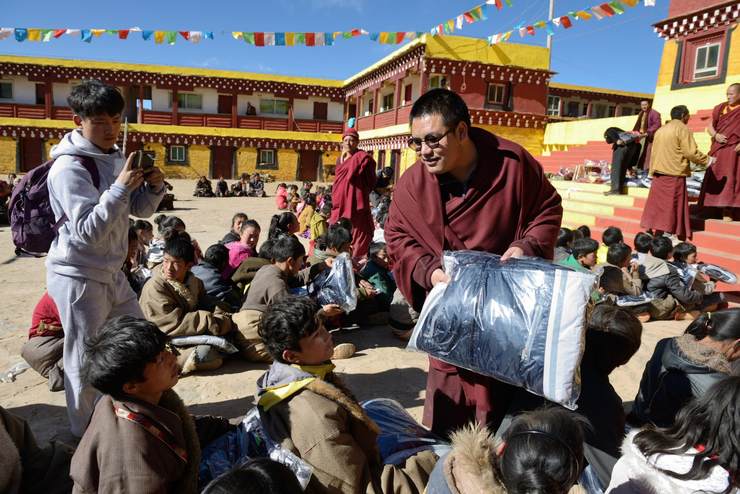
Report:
654,0,740,39
425,58,552,86
344,46,426,96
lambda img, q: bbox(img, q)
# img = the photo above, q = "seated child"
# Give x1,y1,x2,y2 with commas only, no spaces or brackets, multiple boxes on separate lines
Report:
148,215,203,267
372,204,388,244
671,241,725,312
300,180,312,199
598,242,643,297
427,408,585,494
554,227,574,263
222,212,248,245
609,376,739,493
360,242,396,312
139,232,233,373
632,231,652,264
235,236,336,362
21,291,65,391
71,316,233,493
224,220,261,278
191,244,242,312
297,193,316,235
256,296,437,493
309,203,331,256
216,176,230,197
201,458,302,494
597,226,623,265
194,176,215,197
275,183,288,210
231,240,273,292
561,238,599,272
133,219,154,266
268,212,299,241
641,236,704,320
247,173,266,198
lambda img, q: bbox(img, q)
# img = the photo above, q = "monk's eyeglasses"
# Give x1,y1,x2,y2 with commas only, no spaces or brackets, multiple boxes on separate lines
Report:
407,128,454,152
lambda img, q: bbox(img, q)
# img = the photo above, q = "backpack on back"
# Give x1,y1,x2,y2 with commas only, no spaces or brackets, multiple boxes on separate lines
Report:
9,155,100,256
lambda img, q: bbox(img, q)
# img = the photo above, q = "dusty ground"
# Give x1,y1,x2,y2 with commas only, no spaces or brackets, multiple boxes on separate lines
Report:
0,179,691,443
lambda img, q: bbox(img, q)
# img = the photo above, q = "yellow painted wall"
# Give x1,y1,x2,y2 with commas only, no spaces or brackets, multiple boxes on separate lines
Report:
44,139,60,160
275,149,299,181
425,35,550,71
142,143,210,179
188,145,210,177
399,147,418,175
236,147,259,177
321,150,340,181
542,115,637,153
0,137,16,175
478,125,545,157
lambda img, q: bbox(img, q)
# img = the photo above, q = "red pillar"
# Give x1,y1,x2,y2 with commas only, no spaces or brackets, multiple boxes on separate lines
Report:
44,81,53,119
137,85,145,123
171,88,179,125
231,92,238,128
394,77,403,124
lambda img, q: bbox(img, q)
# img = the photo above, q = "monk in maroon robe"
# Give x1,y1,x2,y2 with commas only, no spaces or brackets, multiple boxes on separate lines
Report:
330,128,376,257
701,83,740,221
385,89,563,437
633,100,662,171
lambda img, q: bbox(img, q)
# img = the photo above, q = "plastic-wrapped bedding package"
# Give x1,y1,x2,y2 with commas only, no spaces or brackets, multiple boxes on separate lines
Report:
408,251,596,410
308,252,358,313
697,263,737,284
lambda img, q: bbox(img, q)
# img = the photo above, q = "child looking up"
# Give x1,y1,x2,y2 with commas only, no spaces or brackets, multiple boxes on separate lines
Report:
562,238,599,272
224,219,261,278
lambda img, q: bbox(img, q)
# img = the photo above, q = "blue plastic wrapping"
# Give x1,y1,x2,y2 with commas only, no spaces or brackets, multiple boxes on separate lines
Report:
697,263,737,284
408,251,595,409
362,398,449,465
308,252,358,313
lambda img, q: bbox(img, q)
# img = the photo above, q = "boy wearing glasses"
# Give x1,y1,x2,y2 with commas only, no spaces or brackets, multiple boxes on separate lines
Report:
71,316,232,493
330,128,377,258
385,88,563,437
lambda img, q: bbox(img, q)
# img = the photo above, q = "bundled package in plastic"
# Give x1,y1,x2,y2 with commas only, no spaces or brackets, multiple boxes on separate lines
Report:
308,252,358,313
408,251,595,409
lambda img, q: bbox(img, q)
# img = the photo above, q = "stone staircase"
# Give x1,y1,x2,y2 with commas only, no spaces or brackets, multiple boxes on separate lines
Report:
550,180,740,291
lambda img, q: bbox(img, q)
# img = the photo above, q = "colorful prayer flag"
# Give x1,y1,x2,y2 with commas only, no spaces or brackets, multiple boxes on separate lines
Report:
264,32,275,46
305,32,315,46
591,6,606,19
243,32,255,45
28,29,41,41
178,31,189,40
254,32,264,46
609,1,625,14
275,32,285,45
295,32,305,45
166,31,177,44
154,31,165,44
42,29,53,42
285,32,295,46
142,30,153,40
560,16,573,28
53,29,66,38
396,32,406,44
622,0,638,6
119,30,130,39
81,29,93,42
91,29,105,37
600,3,616,16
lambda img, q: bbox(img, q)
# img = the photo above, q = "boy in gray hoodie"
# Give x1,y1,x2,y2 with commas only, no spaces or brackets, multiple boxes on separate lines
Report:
46,80,165,436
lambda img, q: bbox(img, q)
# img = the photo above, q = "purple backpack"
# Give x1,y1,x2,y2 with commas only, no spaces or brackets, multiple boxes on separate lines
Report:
9,155,99,256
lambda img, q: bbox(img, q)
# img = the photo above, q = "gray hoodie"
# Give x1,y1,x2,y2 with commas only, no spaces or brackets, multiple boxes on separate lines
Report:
255,361,314,403
46,130,164,284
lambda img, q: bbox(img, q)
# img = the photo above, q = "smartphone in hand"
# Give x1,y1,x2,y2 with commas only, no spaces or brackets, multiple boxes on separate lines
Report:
134,150,155,171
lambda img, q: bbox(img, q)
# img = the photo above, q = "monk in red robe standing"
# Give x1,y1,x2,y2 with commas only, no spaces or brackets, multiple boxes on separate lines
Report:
701,83,740,222
633,99,662,171
385,89,563,436
330,128,376,258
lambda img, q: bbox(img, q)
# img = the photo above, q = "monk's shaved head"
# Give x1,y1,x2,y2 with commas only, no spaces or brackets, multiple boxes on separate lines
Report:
728,84,740,105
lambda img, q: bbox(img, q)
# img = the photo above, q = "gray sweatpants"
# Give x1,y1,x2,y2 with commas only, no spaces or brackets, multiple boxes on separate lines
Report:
46,270,143,437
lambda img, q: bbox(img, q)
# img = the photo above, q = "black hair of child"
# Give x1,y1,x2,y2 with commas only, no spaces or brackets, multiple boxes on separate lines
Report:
128,225,139,243
271,235,306,263
672,242,697,263
368,242,386,259
602,226,624,247
241,219,261,234
231,212,248,227
650,236,673,260
606,242,632,266
571,238,599,259
585,304,642,375
576,225,591,239
258,296,320,363
319,202,332,217
154,214,186,234
685,307,740,341
258,239,274,260
164,231,196,263
202,458,303,494
67,80,125,118
82,316,167,399
327,225,353,251
557,228,574,248
268,212,297,241
410,88,472,130
204,244,229,271
335,217,353,232
133,219,153,233
633,232,653,254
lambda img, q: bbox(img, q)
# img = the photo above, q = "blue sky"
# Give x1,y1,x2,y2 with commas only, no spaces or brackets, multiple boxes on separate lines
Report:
2,0,669,92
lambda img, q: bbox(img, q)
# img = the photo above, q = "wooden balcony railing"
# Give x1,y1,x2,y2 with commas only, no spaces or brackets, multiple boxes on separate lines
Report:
355,104,412,131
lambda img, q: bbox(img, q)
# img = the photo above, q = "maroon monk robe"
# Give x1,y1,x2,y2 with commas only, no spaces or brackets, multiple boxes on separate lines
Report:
330,149,377,257
701,103,740,209
640,175,692,239
634,109,662,171
385,127,563,436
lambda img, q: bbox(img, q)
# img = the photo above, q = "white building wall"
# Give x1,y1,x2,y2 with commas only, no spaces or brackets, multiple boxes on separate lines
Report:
327,101,343,121
151,86,218,113
236,94,261,115
293,99,313,120
53,82,73,107
0,75,37,105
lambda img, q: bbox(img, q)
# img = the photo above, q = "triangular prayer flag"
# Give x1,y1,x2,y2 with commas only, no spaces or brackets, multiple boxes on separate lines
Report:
545,21,555,35
285,32,294,46
142,30,153,40
119,30,130,39
105,29,117,35
502,30,512,41
42,30,53,42
53,29,66,38
275,32,285,46
560,16,572,28
232,32,242,40
396,32,406,44
325,32,334,46
304,32,314,46
154,31,165,44
526,25,536,36
575,10,592,20
591,7,606,19
179,31,189,40
243,32,255,45
91,29,105,37
189,31,202,43
254,32,264,46
600,3,615,15
504,0,512,6
166,31,177,44
456,15,464,30
534,20,546,29
464,12,475,23
552,17,561,27
204,32,214,39
609,1,625,14
295,32,305,44
622,0,638,6
81,29,93,42
28,29,41,41
264,32,275,46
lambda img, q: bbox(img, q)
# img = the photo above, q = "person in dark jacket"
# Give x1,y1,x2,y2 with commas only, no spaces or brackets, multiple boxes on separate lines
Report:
640,236,704,320
628,308,740,428
604,127,641,195
191,244,242,312
221,212,248,245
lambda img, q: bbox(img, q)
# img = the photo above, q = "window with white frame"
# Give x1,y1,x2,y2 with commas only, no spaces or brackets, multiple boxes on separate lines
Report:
487,84,506,105
168,145,187,164
381,93,394,112
257,149,277,169
259,98,289,115
0,81,12,99
547,96,561,116
429,75,448,90
169,92,202,110
694,42,721,80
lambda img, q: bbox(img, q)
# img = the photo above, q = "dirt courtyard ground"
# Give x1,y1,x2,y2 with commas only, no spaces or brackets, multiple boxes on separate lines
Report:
0,179,693,443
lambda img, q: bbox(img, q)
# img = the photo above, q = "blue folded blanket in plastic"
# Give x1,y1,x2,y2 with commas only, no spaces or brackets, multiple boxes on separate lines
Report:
697,263,737,284
408,251,595,409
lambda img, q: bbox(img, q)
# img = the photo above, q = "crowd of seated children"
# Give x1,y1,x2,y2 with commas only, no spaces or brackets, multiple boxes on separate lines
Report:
640,236,708,320
629,308,740,428
71,316,233,493
267,212,299,241
297,193,316,236
191,244,242,313
139,231,235,374
275,183,288,210
216,176,230,197
309,202,331,256
561,238,599,272
598,242,643,298
671,242,727,311
147,215,202,267
235,235,338,363
428,408,587,494
230,173,251,197
231,240,273,293
597,226,624,265
21,291,65,391
555,227,575,263
194,176,215,197
256,296,438,494
609,376,739,494
224,219,261,278
221,212,248,245
247,173,266,197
